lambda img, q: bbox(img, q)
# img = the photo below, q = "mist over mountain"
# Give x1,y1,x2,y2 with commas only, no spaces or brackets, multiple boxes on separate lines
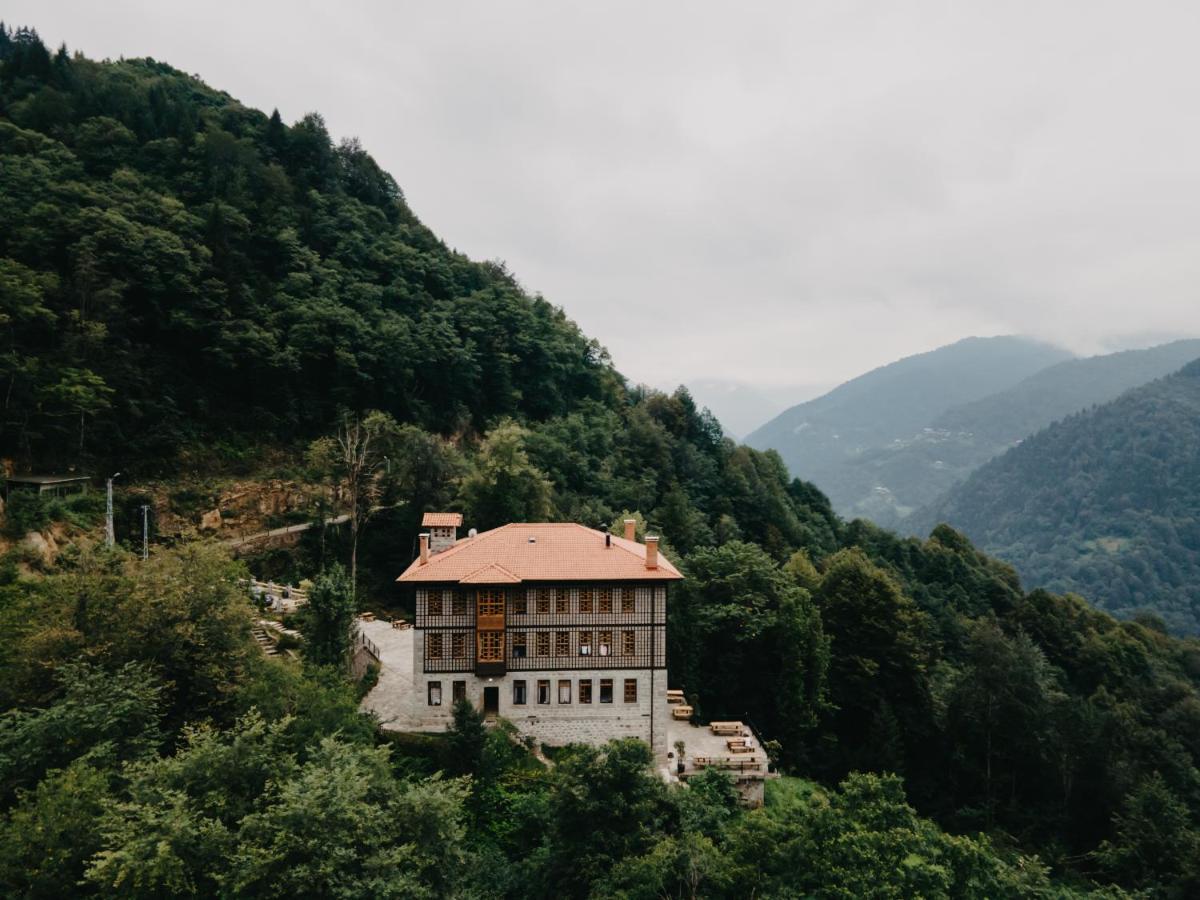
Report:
911,358,1200,633
853,339,1200,525
744,336,1073,513
681,378,828,440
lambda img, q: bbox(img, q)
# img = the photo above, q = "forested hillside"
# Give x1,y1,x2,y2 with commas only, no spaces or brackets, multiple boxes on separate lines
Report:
912,359,1200,634
745,336,1072,517
4,26,1200,897
0,26,611,473
854,339,1200,527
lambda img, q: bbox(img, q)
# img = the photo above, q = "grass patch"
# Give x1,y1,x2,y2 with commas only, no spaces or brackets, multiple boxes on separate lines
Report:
765,775,824,811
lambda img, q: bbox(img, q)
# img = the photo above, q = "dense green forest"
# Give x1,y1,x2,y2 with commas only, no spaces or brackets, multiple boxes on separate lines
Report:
0,24,611,473
745,336,1072,519
5,25,1200,897
912,360,1200,635
856,339,1200,528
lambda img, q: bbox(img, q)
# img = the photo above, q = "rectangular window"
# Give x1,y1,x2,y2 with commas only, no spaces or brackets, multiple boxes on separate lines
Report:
598,588,613,614
624,678,638,703
451,633,466,658
558,680,571,703
555,590,569,614
536,589,550,615
452,593,467,617
514,595,528,615
579,588,593,614
537,679,551,705
621,588,635,614
428,633,443,660
512,632,527,658
579,631,593,656
622,630,635,656
598,630,612,657
428,590,443,617
599,679,613,704
536,631,550,656
428,681,442,706
579,680,593,703
477,589,504,617
453,680,466,703
478,630,503,662
555,631,570,656
513,680,527,705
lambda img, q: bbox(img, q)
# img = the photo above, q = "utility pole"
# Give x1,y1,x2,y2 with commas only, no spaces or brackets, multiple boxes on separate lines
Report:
105,472,121,547
140,504,151,559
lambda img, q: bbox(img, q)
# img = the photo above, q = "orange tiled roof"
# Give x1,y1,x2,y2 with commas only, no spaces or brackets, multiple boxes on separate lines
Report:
422,512,463,527
397,523,682,584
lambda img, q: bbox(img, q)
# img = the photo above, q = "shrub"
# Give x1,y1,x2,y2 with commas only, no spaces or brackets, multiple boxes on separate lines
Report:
3,491,49,538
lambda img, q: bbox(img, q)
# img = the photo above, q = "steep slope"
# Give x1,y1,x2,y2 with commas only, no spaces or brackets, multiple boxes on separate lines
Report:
744,336,1073,513
852,339,1200,526
912,359,1200,633
0,40,610,474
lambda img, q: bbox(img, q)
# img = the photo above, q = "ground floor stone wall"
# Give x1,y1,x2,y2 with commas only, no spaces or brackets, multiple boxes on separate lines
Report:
416,667,669,762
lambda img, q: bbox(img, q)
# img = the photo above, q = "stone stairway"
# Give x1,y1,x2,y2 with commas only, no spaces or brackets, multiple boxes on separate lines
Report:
252,622,279,656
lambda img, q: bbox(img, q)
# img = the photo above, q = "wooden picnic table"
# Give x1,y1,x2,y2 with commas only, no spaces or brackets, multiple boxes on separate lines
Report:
710,721,744,736
672,705,694,720
693,756,762,771
666,689,686,704
359,611,375,622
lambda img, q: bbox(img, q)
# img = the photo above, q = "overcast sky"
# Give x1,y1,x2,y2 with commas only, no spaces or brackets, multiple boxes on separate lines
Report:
13,2,1200,398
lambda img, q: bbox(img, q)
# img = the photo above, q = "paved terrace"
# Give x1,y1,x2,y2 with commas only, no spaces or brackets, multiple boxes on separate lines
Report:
358,619,440,731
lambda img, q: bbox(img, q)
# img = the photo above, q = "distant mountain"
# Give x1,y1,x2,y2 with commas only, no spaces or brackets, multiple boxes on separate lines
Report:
910,359,1200,634
854,339,1200,525
744,336,1074,514
682,379,828,440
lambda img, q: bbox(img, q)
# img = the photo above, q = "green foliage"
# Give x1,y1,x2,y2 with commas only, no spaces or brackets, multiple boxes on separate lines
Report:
815,548,931,775
672,541,829,766
460,420,553,529
1,26,1199,899
2,489,49,537
0,761,114,898
0,542,254,725
916,361,1200,633
0,661,163,803
300,564,356,669
444,697,487,777
0,40,612,473
724,772,1058,899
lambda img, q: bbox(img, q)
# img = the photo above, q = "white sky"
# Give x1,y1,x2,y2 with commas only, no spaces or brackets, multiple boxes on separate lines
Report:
11,1,1200,392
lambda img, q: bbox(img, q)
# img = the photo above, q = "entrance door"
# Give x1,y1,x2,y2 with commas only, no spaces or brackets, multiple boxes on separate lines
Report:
483,686,499,717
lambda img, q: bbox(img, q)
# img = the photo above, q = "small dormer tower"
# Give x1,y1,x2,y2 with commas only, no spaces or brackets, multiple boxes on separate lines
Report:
422,512,463,554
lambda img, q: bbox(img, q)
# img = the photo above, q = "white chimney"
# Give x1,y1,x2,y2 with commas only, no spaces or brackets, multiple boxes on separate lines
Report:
624,518,636,541
419,533,430,565
645,535,659,570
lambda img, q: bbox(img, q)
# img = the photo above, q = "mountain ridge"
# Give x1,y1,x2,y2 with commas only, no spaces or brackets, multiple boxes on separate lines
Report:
909,357,1200,633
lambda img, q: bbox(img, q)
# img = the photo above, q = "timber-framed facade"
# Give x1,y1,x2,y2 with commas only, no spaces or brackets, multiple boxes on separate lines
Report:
397,519,681,760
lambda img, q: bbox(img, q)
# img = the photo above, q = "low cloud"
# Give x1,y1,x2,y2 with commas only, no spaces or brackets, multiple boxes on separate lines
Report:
17,0,1200,389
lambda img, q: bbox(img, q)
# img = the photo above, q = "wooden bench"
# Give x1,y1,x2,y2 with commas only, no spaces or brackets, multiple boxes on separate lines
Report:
672,705,694,720
693,756,762,772
728,742,755,754
666,689,686,705
710,721,743,736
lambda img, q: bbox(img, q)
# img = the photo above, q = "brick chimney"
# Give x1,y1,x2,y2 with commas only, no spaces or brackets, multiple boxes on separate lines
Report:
419,533,430,565
645,535,659,570
624,518,636,541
